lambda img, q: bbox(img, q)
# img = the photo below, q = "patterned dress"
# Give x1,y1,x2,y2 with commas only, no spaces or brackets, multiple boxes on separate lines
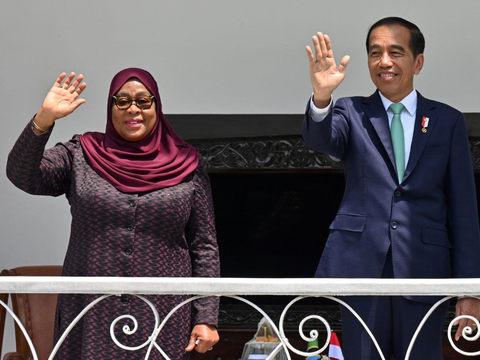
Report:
7,120,220,360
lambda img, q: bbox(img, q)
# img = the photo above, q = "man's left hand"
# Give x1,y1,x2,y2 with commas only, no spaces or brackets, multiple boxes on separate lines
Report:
454,297,480,341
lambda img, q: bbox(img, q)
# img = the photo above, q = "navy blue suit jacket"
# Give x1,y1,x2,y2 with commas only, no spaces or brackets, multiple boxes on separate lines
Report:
303,91,480,293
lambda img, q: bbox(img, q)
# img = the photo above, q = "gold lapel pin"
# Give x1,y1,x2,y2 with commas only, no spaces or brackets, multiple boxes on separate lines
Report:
421,116,429,133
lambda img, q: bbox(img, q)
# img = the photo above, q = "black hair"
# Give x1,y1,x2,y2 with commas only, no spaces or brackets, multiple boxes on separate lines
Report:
366,17,425,58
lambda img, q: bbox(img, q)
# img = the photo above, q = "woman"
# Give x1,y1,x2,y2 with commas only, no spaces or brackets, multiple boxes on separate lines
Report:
7,68,220,359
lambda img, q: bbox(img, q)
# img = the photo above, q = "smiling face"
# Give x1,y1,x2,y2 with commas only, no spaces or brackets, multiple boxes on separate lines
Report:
111,80,157,142
368,24,424,103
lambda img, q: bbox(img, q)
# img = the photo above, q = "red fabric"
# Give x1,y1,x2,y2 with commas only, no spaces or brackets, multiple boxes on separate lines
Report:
80,68,199,193
328,331,344,360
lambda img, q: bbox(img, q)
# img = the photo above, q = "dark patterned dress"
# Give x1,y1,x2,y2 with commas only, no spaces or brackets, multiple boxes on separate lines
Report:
7,120,220,360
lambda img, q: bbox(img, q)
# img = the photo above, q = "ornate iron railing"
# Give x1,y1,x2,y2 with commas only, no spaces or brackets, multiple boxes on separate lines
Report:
1,277,480,360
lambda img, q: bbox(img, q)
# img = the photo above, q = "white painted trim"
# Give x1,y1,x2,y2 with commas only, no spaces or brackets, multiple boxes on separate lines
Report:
0,277,479,296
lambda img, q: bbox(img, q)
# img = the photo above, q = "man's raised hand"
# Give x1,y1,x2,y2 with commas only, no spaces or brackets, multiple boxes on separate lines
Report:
306,32,350,108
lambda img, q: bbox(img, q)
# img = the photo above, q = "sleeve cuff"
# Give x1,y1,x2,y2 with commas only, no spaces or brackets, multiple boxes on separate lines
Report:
309,95,333,122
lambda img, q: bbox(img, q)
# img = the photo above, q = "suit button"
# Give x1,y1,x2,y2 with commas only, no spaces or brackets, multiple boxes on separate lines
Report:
127,225,134,231
124,247,133,255
120,295,129,304
391,221,397,229
394,190,401,197
129,200,136,208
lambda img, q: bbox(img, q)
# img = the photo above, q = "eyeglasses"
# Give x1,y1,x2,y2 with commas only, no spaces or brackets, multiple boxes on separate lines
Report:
112,95,155,110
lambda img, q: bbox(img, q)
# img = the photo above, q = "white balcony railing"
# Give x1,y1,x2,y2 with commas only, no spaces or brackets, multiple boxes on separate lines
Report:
1,277,480,360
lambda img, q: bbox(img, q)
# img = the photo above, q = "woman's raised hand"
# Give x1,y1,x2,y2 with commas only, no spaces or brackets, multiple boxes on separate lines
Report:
35,72,87,131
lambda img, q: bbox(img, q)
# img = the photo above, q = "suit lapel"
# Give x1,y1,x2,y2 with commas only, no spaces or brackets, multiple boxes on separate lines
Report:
362,91,397,171
403,92,437,181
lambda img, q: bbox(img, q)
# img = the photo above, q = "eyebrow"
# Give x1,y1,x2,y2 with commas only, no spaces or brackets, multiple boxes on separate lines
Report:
115,91,152,97
369,44,406,52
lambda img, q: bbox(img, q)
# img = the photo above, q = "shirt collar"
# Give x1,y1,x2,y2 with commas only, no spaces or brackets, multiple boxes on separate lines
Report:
379,89,417,117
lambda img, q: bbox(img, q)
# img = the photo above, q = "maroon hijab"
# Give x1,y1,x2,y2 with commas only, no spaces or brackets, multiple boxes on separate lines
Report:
79,68,199,193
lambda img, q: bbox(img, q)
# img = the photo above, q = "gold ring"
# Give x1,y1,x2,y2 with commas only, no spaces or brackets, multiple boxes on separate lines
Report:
208,347,213,351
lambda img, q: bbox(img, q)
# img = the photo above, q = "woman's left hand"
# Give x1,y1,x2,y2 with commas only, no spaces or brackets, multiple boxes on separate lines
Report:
185,324,219,353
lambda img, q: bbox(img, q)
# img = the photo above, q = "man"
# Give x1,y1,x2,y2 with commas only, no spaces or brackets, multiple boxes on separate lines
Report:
302,17,480,359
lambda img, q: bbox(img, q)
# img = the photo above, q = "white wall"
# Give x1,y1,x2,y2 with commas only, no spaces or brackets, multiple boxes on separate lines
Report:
1,0,479,355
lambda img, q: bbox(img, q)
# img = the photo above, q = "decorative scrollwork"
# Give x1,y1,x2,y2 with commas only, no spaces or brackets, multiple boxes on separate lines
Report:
190,137,480,170
469,140,480,170
298,316,328,343
191,136,343,170
109,295,160,352
3,292,480,360
277,297,332,358
446,296,480,357
402,296,452,360
50,295,113,360
0,299,39,360
277,296,385,359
